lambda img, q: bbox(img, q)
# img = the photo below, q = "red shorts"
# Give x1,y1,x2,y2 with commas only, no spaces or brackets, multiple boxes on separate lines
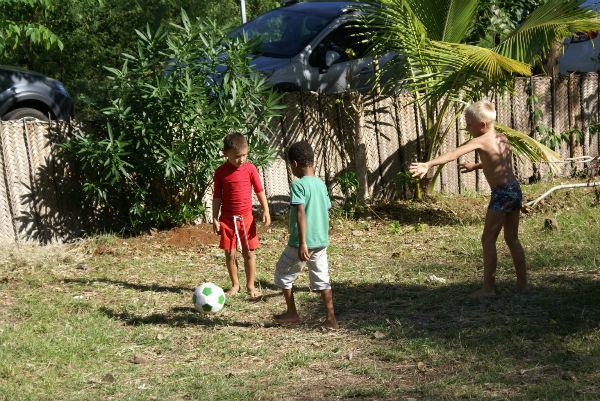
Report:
219,210,259,250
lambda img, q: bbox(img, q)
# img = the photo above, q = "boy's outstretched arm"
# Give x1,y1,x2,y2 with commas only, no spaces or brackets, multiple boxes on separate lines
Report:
295,204,309,261
409,140,481,178
256,190,271,227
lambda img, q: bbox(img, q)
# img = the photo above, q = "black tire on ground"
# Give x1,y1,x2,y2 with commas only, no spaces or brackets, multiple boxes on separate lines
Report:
2,107,49,122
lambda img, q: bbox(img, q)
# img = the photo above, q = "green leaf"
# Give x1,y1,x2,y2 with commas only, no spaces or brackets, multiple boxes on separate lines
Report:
495,0,600,64
496,123,562,173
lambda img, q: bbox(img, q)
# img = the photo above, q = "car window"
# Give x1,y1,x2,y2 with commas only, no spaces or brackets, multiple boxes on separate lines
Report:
309,23,370,67
235,9,332,58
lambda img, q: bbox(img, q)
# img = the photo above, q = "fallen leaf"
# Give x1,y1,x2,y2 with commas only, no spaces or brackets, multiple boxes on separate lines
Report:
373,331,386,339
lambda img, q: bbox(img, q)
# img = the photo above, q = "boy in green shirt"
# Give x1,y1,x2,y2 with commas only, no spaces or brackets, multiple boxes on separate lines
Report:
273,141,339,329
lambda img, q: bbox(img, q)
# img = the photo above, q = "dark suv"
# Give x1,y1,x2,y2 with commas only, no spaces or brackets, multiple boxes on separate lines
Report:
0,65,74,121
234,1,395,93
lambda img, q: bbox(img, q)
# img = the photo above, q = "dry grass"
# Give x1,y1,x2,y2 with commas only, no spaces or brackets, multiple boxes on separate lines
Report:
1,178,599,400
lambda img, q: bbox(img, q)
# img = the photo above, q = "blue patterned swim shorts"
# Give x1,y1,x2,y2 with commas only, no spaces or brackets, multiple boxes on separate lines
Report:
489,181,522,213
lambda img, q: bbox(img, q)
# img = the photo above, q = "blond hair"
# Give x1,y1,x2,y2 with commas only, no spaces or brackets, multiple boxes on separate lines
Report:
465,100,496,124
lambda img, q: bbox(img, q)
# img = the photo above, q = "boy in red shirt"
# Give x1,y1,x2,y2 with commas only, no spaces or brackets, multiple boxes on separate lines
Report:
212,133,271,298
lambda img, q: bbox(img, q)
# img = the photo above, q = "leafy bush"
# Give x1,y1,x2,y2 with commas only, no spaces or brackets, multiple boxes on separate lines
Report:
388,220,402,234
0,0,63,56
63,10,283,232
334,171,364,218
2,0,281,119
397,171,417,199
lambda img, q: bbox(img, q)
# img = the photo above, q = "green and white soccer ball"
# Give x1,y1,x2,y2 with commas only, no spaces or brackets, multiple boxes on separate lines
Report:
193,282,226,313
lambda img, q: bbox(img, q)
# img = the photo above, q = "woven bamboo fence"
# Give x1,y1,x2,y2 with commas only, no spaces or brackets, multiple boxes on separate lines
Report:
2,74,599,243
259,74,599,209
0,121,114,244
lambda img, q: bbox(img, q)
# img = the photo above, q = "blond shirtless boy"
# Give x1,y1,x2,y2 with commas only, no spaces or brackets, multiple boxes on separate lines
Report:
409,100,529,297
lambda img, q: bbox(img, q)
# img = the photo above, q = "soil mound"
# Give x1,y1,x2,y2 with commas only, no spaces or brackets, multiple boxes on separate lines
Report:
163,224,219,248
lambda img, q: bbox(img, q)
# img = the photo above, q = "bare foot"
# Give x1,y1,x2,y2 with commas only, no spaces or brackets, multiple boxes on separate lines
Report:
511,284,531,294
321,319,339,330
225,286,240,297
247,287,262,299
467,288,496,298
273,311,299,324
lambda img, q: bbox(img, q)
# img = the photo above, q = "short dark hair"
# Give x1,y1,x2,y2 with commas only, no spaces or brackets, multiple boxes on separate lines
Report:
287,141,314,167
223,133,248,152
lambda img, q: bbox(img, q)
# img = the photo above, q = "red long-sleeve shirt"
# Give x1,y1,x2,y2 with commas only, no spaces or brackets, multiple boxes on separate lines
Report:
213,161,264,215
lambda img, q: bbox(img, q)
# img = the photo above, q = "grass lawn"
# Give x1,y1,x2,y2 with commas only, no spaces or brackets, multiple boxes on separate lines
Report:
1,178,599,401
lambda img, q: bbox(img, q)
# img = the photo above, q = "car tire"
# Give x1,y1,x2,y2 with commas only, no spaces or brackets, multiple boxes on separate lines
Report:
2,107,49,122
273,83,301,92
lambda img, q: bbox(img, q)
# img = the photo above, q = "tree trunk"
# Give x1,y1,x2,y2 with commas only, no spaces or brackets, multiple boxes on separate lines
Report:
350,92,368,202
345,58,371,204
420,169,435,198
542,41,562,79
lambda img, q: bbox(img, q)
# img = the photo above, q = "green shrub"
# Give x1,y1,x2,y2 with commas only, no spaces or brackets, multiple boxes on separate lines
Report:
63,10,284,232
335,171,364,218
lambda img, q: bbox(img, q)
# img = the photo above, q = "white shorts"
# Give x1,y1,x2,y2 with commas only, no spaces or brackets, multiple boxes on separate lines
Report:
274,245,330,291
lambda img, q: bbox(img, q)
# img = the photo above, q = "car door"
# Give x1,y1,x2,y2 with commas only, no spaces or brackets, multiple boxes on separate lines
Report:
305,22,374,93
559,31,600,74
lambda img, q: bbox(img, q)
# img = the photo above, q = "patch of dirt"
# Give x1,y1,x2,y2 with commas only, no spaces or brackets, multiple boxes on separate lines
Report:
161,224,219,248
93,243,114,256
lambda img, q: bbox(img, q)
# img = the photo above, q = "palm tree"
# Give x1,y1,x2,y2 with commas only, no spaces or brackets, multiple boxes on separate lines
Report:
358,0,600,195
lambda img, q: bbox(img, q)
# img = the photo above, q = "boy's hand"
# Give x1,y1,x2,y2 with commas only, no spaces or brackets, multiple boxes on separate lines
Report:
298,243,309,261
262,211,271,227
409,162,429,179
212,220,221,235
459,162,477,173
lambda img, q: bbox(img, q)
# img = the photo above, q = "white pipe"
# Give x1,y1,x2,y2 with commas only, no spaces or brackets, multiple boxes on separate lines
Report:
240,0,247,23
525,182,600,208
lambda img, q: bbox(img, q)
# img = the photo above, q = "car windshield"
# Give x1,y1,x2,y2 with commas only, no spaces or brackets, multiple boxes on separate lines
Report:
234,9,333,58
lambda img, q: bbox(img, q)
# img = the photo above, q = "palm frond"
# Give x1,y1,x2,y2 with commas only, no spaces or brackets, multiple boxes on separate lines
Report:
495,0,600,63
403,0,478,42
431,42,531,77
359,0,428,64
359,1,440,92
440,0,478,43
383,40,529,101
496,123,562,173
411,40,531,86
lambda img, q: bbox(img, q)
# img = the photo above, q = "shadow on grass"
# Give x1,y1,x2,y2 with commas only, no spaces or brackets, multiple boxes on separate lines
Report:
332,275,600,342
315,275,600,361
63,277,191,293
98,306,263,328
368,198,485,227
67,273,600,363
